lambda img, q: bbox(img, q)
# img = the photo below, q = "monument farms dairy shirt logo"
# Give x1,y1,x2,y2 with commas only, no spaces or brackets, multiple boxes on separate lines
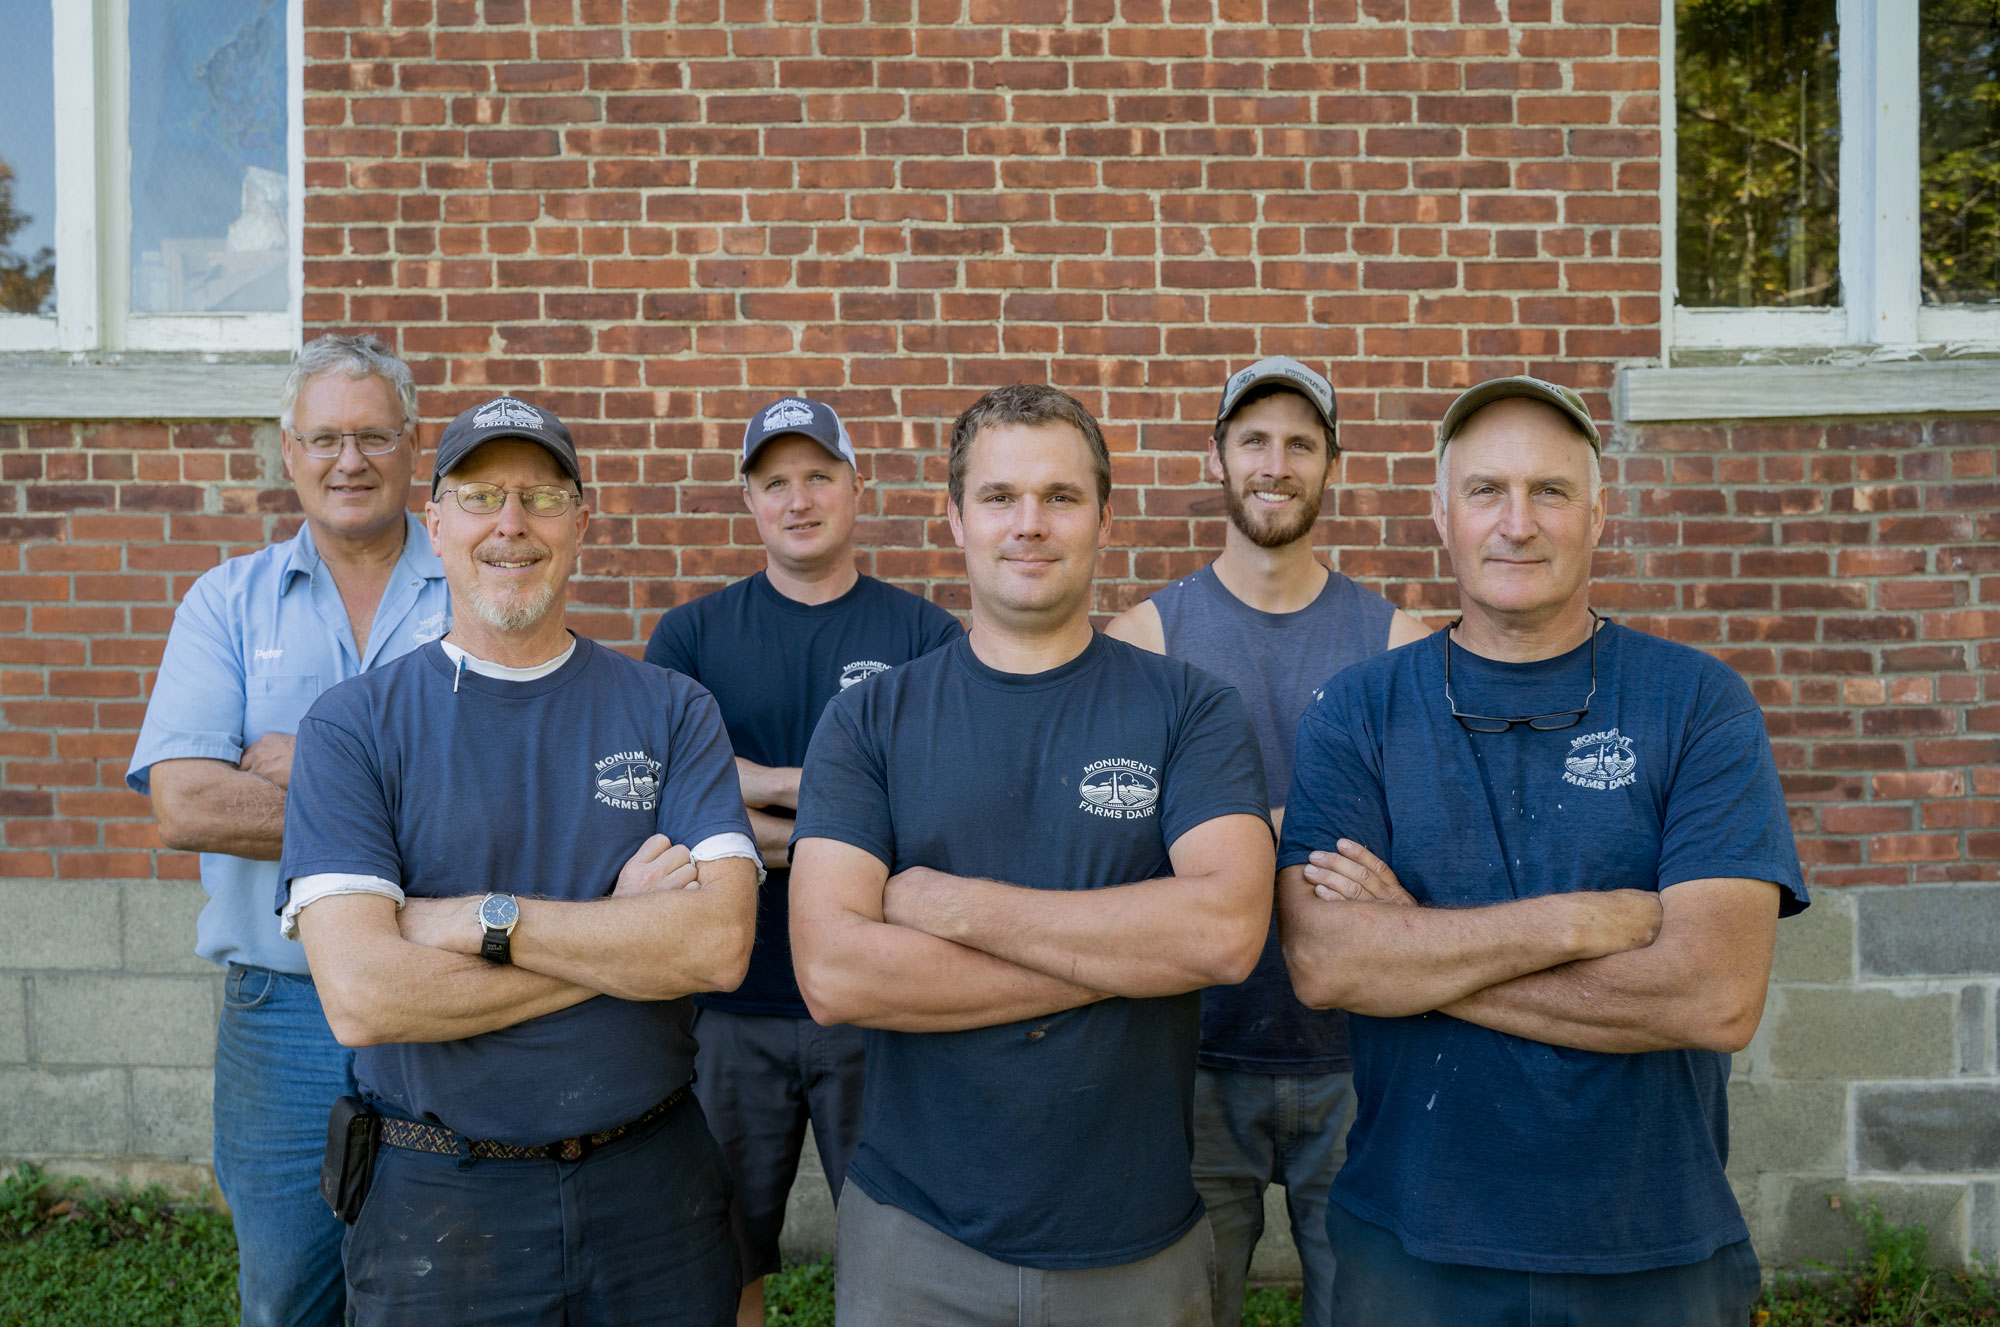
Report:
594,751,663,811
839,659,890,689
1562,729,1638,791
1078,758,1160,820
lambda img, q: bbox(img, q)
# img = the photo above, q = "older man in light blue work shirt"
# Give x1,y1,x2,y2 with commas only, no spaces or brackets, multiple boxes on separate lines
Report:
126,334,449,1327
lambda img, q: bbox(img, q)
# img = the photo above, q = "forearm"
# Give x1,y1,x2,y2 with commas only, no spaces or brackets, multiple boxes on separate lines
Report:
301,903,595,1047
1441,878,1782,1053
505,858,758,1001
1278,871,1660,1016
748,808,794,870
795,906,1109,1033
891,865,1269,999
738,759,801,811
150,760,286,859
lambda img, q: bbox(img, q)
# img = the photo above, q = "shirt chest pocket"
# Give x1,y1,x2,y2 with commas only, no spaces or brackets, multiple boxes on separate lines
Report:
244,674,322,742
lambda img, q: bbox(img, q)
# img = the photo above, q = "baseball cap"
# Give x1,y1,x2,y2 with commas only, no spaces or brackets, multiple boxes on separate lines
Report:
431,396,582,495
1438,376,1601,455
741,396,857,472
1214,356,1339,436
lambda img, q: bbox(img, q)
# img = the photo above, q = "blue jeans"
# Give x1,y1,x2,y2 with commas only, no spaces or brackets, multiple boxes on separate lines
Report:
213,965,356,1327
1191,1066,1355,1327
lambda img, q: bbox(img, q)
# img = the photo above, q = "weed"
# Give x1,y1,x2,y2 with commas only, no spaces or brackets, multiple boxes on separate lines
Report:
1759,1198,2000,1327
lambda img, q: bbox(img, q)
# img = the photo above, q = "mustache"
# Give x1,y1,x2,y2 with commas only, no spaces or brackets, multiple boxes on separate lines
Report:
473,538,551,563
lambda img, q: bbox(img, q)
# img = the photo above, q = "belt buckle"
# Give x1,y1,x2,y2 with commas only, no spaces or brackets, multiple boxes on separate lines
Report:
555,1135,588,1163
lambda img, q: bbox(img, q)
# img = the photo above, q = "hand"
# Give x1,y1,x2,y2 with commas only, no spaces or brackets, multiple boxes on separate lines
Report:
239,733,296,790
882,865,942,930
1305,840,1416,905
735,758,800,811
398,895,481,954
1573,889,1665,958
614,834,698,897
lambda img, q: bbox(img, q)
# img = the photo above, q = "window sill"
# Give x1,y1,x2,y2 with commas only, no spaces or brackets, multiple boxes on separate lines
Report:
0,353,291,421
1616,359,2000,423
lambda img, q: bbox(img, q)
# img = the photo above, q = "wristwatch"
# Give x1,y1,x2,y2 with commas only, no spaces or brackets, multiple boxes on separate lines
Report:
477,893,519,965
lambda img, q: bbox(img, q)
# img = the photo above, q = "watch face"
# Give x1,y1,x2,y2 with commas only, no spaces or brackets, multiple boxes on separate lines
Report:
479,894,519,929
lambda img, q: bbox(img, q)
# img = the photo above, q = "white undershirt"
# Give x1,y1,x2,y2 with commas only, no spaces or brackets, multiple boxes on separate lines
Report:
282,636,763,939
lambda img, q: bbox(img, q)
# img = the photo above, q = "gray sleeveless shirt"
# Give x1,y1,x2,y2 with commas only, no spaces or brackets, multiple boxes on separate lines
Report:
1152,563,1398,1073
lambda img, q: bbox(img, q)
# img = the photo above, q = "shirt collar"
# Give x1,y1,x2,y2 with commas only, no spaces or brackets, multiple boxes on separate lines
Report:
279,511,441,596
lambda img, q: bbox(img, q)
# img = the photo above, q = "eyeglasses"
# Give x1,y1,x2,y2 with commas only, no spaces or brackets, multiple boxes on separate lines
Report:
437,483,583,518
1444,610,1601,733
293,428,406,458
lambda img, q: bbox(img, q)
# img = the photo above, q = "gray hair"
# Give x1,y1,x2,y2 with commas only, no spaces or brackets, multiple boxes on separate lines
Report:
1434,407,1602,507
279,334,419,433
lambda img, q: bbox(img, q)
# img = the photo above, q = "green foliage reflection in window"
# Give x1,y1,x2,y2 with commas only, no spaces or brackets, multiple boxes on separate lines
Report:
1676,0,1841,308
1921,0,2000,305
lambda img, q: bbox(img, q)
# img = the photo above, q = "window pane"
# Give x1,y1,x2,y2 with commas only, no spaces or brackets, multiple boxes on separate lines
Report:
129,0,289,315
1921,0,2000,305
1676,0,1841,308
0,0,56,316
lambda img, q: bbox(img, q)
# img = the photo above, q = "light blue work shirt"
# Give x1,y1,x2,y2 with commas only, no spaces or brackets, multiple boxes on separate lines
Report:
127,512,450,973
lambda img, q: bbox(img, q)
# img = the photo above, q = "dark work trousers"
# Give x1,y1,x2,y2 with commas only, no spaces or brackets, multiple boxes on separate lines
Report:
1327,1203,1763,1327
342,1093,739,1327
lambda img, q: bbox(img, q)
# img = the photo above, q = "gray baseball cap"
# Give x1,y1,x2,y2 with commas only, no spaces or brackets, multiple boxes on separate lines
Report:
1214,356,1339,435
741,396,858,472
431,396,581,496
1438,376,1601,455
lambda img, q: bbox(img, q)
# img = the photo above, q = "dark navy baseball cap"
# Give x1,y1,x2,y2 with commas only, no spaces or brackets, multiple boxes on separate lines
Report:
431,396,582,495
741,396,857,472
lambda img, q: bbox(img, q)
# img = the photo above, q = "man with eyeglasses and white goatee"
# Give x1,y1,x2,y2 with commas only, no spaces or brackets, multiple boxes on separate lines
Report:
1277,377,1807,1326
278,397,759,1324
127,333,448,1327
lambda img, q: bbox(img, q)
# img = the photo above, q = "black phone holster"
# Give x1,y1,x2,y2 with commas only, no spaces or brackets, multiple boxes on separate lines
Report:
320,1095,380,1223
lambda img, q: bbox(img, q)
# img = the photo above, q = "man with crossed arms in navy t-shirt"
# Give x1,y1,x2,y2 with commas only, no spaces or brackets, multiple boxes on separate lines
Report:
790,383,1276,1326
1278,377,1808,1326
278,398,761,1325
646,397,960,1327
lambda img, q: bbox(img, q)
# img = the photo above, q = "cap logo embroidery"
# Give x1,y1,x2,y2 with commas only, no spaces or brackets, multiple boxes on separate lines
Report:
1562,729,1637,791
1078,757,1160,819
473,397,543,431
762,399,815,432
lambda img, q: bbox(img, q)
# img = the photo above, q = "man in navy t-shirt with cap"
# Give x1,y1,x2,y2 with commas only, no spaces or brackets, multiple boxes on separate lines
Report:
646,396,960,1327
1277,376,1808,1326
279,396,761,1325
790,383,1277,1326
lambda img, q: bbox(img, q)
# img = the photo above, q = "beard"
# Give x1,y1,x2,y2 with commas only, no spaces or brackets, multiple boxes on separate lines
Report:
1220,463,1327,550
461,577,560,633
460,539,561,633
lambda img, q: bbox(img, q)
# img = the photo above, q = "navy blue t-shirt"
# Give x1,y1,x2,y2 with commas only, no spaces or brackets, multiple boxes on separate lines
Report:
279,637,753,1146
1278,623,1807,1274
644,572,961,1017
793,632,1270,1270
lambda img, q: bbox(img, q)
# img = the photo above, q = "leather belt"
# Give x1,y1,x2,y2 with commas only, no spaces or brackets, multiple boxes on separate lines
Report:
376,1084,689,1164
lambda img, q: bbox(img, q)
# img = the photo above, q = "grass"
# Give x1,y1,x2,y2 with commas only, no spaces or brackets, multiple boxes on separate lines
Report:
3,1165,1995,1326
1756,1199,2000,1327
0,1164,238,1326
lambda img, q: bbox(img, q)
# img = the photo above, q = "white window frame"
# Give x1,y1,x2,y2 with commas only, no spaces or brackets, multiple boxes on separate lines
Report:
1663,0,2000,354
0,0,302,355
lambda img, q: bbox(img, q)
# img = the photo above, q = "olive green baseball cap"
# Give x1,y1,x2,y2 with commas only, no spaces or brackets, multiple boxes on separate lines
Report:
1437,376,1600,455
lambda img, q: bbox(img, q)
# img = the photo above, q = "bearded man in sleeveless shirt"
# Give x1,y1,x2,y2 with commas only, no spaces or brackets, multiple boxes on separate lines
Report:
1105,357,1427,1327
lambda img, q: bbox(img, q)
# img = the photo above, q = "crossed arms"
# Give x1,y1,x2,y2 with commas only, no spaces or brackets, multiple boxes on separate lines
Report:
790,814,1274,1034
1279,841,1782,1054
296,837,757,1048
